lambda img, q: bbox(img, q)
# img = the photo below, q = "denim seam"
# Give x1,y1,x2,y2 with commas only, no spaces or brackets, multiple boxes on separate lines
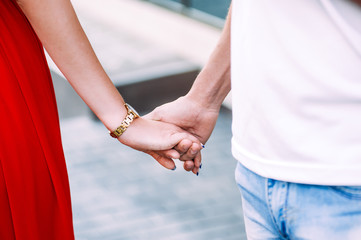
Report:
265,179,286,239
283,182,290,239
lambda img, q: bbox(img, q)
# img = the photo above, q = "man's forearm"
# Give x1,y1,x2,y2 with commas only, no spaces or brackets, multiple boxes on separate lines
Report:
187,4,232,110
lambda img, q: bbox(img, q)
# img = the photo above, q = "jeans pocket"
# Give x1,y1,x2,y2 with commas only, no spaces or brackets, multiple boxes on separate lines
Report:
330,186,361,200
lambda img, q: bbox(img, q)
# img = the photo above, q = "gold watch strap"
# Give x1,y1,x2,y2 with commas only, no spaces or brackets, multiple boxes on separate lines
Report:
109,103,139,138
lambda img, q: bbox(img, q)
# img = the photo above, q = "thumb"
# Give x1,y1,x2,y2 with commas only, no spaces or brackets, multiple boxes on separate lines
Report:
143,107,161,121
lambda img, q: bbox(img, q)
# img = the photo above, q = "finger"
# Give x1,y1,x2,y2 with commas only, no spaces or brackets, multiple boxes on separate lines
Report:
143,107,161,121
192,166,198,175
173,132,201,146
191,151,202,175
192,163,200,175
174,139,193,157
179,142,202,161
191,153,201,175
157,149,180,159
193,151,202,169
183,160,194,172
142,112,153,120
145,151,176,170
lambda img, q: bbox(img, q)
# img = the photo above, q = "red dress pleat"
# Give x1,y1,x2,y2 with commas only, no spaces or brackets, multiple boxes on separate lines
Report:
0,0,74,239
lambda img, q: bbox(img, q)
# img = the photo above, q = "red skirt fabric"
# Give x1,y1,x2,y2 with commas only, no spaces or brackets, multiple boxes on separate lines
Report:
0,0,74,239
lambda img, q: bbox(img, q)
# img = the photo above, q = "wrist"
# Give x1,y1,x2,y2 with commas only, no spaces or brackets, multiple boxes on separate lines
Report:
116,116,142,145
109,103,140,139
186,68,230,111
186,92,222,111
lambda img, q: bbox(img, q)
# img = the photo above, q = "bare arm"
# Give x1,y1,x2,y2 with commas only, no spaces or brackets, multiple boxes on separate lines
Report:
146,3,232,173
17,0,125,128
186,3,232,111
17,0,202,171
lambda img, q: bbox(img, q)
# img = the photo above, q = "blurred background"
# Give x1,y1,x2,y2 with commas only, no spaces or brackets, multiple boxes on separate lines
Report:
49,0,245,239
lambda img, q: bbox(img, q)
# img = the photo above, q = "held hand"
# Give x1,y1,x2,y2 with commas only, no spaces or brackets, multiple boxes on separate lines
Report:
145,96,220,173
117,117,202,172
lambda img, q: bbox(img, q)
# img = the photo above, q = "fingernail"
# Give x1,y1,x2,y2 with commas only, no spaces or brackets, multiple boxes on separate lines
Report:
171,166,177,171
201,144,205,149
196,172,199,176
200,164,202,169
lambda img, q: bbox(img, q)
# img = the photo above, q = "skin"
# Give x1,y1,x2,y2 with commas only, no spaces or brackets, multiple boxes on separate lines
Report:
145,4,232,172
16,0,202,172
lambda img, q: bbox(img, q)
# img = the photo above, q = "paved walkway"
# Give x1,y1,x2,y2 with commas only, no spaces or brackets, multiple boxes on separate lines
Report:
60,109,246,240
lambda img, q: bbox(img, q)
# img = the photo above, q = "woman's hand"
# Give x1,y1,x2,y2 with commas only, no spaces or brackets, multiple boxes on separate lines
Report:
117,117,202,173
17,0,205,175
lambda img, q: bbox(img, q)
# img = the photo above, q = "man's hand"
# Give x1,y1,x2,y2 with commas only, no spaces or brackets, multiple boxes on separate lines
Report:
145,2,232,174
145,95,220,173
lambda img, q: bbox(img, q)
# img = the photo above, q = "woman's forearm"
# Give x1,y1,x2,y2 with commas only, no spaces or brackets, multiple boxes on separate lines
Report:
17,0,126,130
15,0,203,171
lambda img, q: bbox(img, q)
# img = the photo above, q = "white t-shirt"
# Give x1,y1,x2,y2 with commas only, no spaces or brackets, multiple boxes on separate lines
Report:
231,0,361,185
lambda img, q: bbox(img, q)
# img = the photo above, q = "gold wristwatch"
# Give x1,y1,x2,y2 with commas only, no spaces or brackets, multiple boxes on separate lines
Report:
109,103,140,138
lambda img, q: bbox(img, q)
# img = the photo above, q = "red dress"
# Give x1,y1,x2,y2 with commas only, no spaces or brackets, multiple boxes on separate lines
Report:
0,0,74,239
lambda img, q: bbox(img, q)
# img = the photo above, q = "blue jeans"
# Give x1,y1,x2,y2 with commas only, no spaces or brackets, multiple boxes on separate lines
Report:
235,162,361,240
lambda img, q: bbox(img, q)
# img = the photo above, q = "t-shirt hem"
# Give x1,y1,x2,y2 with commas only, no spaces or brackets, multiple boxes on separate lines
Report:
232,138,361,186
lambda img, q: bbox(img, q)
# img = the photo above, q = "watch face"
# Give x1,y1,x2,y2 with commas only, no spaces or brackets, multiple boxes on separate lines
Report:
125,103,139,117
